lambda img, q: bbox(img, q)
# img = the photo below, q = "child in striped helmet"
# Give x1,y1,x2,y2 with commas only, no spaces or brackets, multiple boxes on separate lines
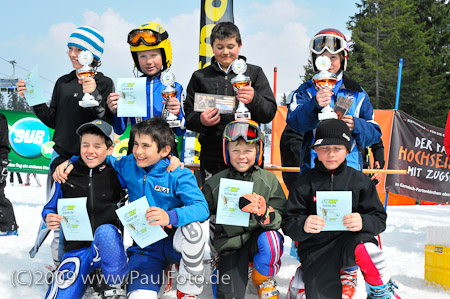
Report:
18,25,114,277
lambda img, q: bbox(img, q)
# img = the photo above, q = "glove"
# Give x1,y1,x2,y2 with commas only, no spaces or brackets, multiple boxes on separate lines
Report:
239,193,275,225
0,159,9,184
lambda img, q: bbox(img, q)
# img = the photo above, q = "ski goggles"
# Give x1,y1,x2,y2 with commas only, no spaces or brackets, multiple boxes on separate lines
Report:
223,121,261,143
310,35,347,55
127,29,168,47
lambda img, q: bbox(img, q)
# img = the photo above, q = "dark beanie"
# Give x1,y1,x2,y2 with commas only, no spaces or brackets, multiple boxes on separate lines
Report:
313,119,351,152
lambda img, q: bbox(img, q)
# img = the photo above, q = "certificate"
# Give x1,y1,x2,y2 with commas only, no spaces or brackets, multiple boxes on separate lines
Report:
316,191,352,231
116,196,168,248
117,78,147,117
194,93,235,114
216,178,253,227
23,64,47,106
57,197,94,241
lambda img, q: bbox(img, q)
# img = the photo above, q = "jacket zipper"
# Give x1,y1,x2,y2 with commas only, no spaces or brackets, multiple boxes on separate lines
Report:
330,173,334,191
149,79,154,118
142,174,147,196
88,169,95,230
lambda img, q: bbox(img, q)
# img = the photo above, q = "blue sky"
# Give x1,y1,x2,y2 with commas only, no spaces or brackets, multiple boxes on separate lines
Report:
0,0,359,99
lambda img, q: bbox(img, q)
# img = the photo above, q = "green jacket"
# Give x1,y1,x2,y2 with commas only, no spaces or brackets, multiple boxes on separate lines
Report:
203,166,286,254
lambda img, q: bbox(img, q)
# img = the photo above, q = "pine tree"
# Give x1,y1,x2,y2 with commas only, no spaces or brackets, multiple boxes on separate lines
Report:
7,91,31,112
0,93,5,110
347,0,449,127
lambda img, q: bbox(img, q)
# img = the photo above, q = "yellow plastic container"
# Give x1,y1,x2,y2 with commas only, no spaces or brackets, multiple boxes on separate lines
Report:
425,245,450,290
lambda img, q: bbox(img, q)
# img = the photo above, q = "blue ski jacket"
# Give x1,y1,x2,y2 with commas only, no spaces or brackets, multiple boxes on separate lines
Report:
286,74,381,171
108,155,209,227
112,75,186,137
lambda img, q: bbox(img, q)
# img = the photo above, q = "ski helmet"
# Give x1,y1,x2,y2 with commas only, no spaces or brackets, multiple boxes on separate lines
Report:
309,28,349,71
222,119,264,166
127,22,172,73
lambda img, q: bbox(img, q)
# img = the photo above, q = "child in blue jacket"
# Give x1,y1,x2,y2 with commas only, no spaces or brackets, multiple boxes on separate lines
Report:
56,117,209,299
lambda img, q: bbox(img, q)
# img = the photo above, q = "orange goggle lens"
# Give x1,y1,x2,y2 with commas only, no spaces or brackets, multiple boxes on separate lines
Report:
127,29,168,47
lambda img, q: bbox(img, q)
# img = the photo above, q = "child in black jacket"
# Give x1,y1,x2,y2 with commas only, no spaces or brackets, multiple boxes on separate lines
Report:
282,119,400,299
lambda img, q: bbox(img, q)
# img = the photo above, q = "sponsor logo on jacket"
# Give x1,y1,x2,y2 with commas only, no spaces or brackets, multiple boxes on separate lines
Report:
155,185,170,193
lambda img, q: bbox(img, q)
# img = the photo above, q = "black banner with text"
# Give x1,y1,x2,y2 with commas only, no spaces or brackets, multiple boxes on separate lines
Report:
385,110,449,203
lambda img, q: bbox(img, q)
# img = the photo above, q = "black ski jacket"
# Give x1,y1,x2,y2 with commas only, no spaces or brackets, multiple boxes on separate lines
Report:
184,56,277,164
282,158,387,256
0,113,10,162
43,159,123,253
33,70,114,160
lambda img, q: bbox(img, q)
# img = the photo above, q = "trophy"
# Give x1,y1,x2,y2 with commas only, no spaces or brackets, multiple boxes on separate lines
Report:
312,56,338,121
230,59,251,119
76,51,99,108
160,70,181,128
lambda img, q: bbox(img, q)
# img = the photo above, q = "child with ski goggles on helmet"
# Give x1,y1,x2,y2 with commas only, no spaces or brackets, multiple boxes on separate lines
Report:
283,119,400,299
202,119,286,299
285,28,382,299
107,22,186,159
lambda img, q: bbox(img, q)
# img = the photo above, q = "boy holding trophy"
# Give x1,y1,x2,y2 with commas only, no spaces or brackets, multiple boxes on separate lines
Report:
106,22,186,158
285,28,383,299
184,22,277,184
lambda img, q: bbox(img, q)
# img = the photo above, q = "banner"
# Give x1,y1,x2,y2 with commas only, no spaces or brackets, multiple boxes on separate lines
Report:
2,109,54,174
199,0,234,69
385,110,449,204
2,109,132,174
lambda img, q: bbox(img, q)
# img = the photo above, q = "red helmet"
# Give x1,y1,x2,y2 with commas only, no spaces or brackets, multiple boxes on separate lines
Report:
310,28,349,71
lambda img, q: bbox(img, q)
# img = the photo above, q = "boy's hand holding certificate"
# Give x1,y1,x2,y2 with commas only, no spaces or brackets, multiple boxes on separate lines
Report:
57,197,93,241
116,196,168,248
216,178,254,227
316,191,352,231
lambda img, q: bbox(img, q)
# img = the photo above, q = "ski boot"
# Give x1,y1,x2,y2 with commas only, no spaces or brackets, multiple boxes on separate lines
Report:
286,266,305,299
252,268,279,299
176,290,198,299
102,283,127,299
366,279,401,299
341,268,357,299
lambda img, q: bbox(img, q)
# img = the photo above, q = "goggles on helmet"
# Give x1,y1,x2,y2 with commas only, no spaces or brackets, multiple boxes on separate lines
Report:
310,35,347,55
223,121,261,144
127,29,169,47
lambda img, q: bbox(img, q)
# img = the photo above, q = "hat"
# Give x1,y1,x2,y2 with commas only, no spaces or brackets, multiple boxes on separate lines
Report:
76,120,113,143
68,26,105,60
313,119,351,152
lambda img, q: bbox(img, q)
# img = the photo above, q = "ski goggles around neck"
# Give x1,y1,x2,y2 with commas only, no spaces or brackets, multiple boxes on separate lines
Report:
310,35,347,55
223,121,261,143
127,29,168,47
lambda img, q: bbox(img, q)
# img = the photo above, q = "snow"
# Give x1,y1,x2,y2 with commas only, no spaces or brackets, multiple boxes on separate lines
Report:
1,174,450,298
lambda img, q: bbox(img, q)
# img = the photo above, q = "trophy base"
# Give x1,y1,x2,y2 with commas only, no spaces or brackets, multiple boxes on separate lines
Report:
167,120,181,128
79,100,99,108
318,111,338,121
235,111,251,120
79,94,98,108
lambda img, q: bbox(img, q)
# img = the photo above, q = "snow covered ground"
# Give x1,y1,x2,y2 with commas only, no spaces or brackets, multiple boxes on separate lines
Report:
1,174,450,298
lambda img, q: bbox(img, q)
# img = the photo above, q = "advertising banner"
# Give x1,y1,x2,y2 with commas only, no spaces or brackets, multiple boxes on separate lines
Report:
3,109,54,174
2,109,132,174
385,110,450,204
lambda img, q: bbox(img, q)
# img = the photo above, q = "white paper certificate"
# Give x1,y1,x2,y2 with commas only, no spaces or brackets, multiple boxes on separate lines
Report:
57,197,94,241
117,77,147,117
23,64,47,106
116,196,168,248
316,191,352,231
216,178,254,227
